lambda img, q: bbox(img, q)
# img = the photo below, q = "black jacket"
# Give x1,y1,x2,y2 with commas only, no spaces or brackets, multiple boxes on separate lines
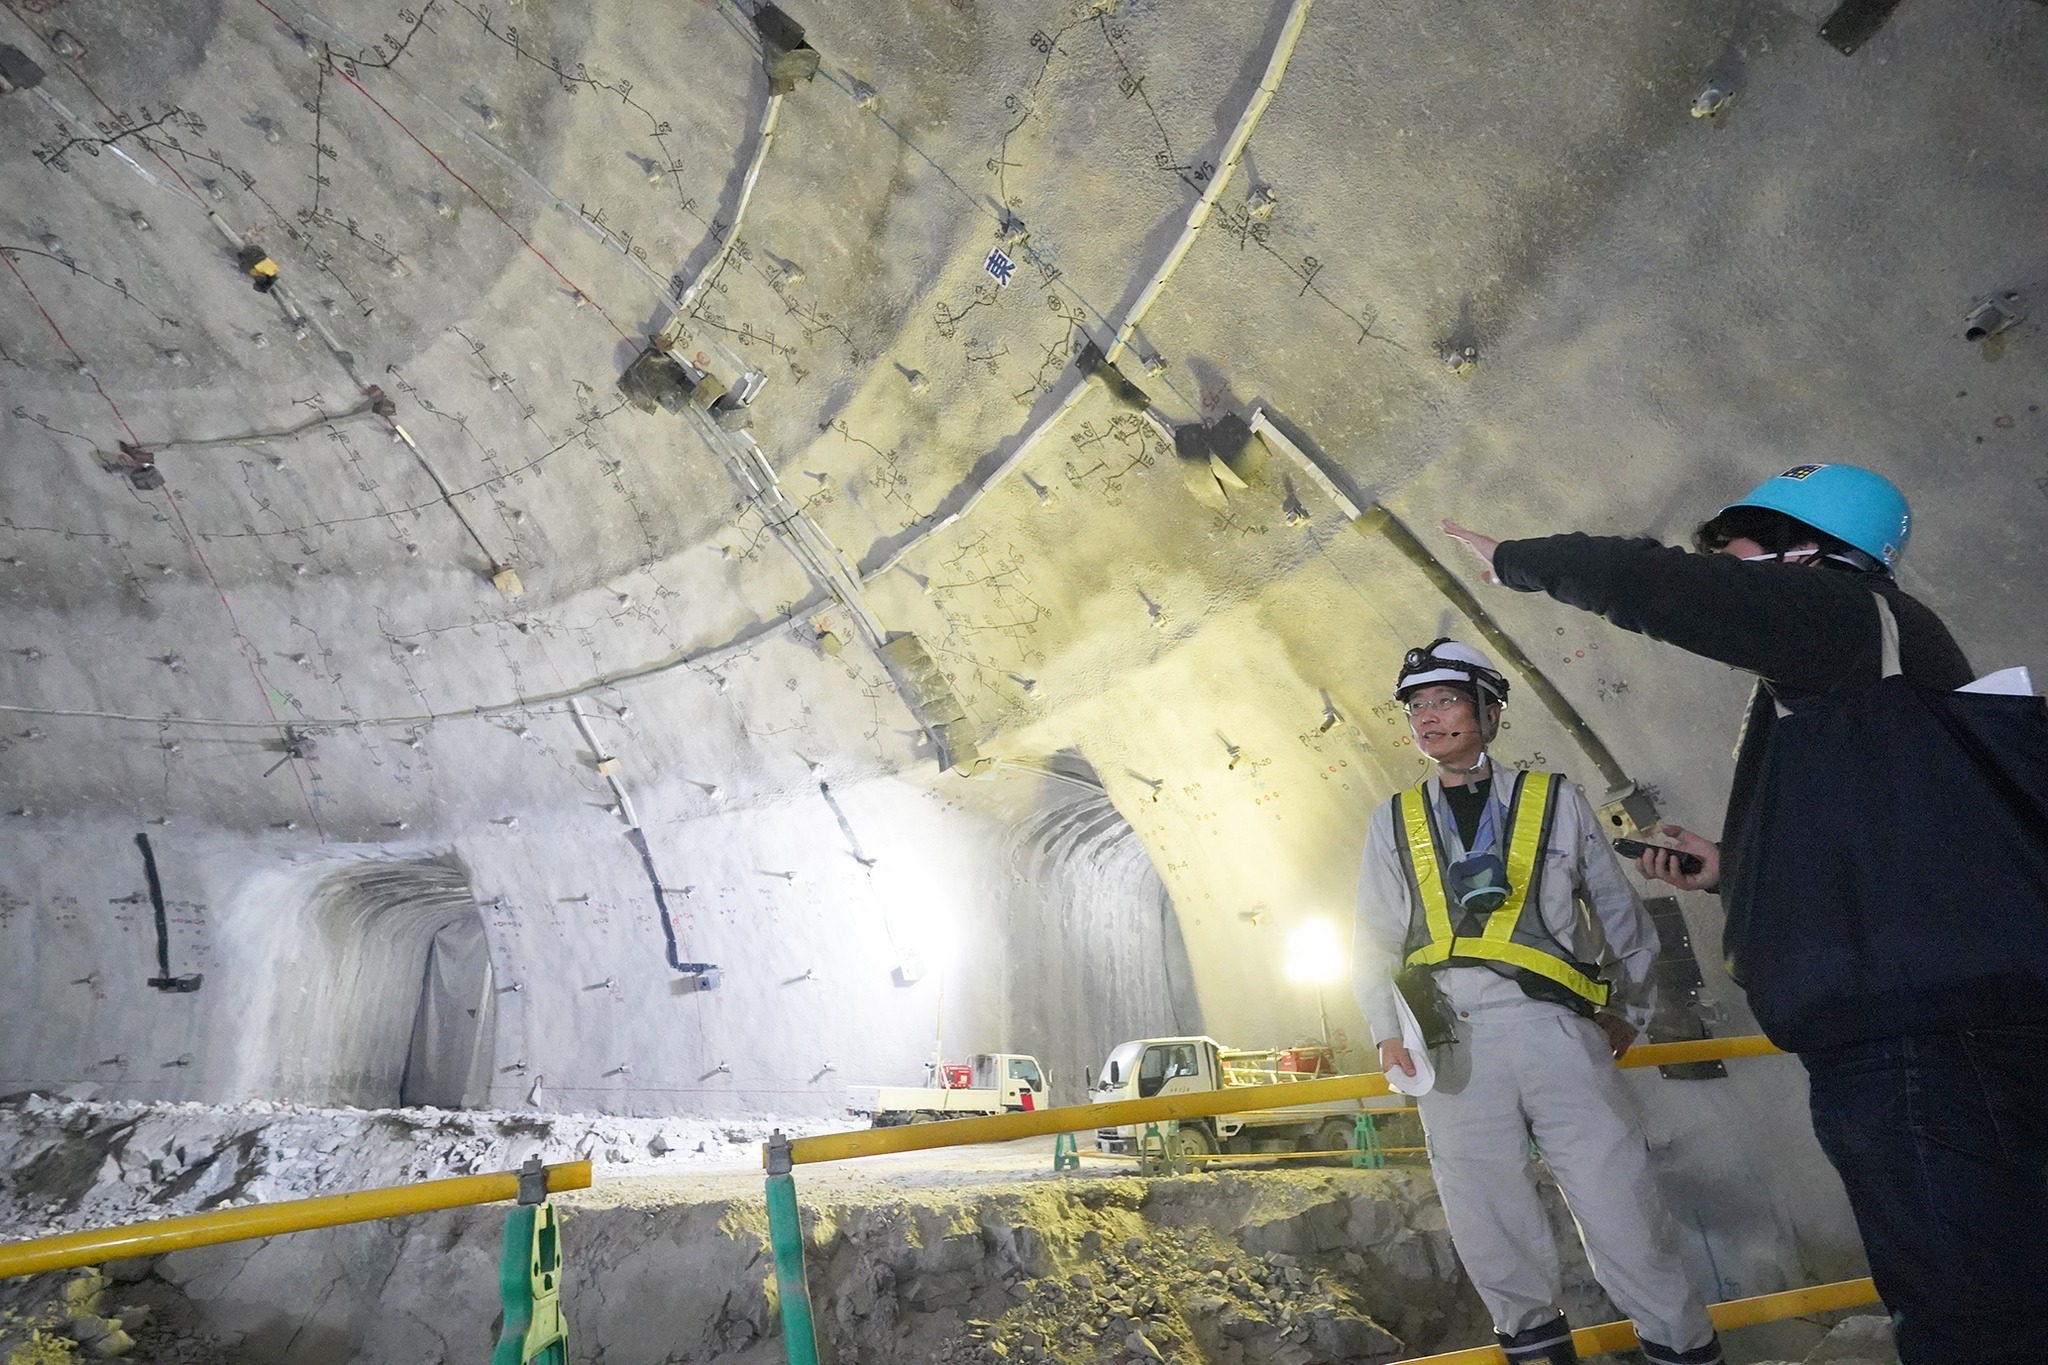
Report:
1494,533,1973,841
1493,534,1981,1041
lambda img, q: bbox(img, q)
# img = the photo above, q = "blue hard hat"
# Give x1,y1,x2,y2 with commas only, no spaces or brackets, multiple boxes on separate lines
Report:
1721,463,1912,568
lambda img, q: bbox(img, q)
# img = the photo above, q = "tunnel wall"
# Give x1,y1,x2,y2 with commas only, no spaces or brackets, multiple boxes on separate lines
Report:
0,762,1196,1119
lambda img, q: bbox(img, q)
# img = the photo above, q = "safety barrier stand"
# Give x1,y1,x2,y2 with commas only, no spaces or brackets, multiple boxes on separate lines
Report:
764,1132,822,1365
1353,1112,1387,1169
1136,1121,1186,1177
493,1157,569,1365
1051,1131,1080,1172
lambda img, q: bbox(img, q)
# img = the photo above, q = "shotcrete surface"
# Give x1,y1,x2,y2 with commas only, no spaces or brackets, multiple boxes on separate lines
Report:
5,0,2046,1353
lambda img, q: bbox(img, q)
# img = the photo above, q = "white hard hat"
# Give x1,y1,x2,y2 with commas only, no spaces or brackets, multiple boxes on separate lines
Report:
1395,638,1510,706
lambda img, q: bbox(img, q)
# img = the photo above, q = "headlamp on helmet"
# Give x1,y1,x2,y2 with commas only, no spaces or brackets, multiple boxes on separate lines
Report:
1394,637,1511,708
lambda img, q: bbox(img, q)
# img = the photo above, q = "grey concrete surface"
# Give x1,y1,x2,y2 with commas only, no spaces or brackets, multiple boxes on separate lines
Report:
3,0,2045,1352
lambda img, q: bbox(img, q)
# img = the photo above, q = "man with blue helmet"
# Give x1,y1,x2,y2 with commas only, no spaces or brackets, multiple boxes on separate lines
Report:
1442,465,2047,1365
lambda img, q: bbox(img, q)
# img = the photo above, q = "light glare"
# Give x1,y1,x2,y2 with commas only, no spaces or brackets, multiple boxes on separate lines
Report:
1284,919,1342,984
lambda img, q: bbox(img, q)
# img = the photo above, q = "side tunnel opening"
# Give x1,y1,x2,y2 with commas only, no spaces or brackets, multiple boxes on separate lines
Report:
398,911,497,1109
1004,753,1204,1105
259,854,494,1108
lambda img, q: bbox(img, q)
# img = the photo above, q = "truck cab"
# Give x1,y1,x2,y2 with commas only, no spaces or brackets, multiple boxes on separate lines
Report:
848,1052,1048,1126
971,1052,1047,1110
1090,1035,1376,1159
1092,1036,1233,1153
1095,1037,1218,1102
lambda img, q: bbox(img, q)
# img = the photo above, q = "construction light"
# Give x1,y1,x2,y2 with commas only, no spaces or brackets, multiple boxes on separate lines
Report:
1284,919,1343,985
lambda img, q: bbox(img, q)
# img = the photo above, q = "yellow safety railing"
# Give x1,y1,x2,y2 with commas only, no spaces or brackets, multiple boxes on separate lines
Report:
769,1034,1812,1362
1082,1145,1431,1164
1074,1104,1426,1165
0,1031,1805,1365
1404,1276,1881,1362
784,1035,1786,1165
791,1068,1397,1164
0,1159,592,1281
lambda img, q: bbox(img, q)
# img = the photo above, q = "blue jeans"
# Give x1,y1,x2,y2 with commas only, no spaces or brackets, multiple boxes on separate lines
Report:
1802,1026,2048,1365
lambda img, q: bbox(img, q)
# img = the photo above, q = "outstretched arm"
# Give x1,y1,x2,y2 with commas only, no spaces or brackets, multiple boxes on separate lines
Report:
1454,525,1885,694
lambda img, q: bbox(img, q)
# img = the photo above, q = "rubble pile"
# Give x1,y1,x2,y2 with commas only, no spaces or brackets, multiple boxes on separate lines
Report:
797,1171,1504,1365
960,1240,1402,1365
0,1096,1887,1365
0,1093,824,1238
0,1265,207,1364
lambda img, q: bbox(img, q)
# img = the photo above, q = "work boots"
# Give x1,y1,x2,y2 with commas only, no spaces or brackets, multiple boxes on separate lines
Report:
1638,1333,1726,1365
1497,1315,1724,1365
1498,1314,1579,1365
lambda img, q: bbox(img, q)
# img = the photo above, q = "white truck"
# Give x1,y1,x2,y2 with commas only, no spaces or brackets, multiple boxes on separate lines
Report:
847,1053,1048,1127
1090,1035,1399,1160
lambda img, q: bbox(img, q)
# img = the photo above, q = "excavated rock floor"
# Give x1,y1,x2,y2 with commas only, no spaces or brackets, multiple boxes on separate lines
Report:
1,1095,1893,1365
740,1167,1493,1365
0,1163,1494,1365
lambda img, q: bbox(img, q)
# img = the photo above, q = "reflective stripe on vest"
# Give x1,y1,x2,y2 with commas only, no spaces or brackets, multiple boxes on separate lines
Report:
1397,771,1611,1009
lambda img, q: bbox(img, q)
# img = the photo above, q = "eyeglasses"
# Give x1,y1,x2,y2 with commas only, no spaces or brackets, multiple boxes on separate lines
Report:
1404,695,1472,716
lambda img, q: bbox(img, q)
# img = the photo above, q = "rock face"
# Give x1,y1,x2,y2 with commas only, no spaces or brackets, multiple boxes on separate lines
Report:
0,1092,1661,1365
0,1094,824,1240
800,1171,1477,1365
2,1162,1558,1365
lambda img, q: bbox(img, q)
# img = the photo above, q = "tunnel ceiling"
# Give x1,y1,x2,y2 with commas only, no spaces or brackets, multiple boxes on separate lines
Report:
3,0,2046,1037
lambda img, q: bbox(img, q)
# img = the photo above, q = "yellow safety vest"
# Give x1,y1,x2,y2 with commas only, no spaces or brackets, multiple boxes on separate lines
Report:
1396,770,1611,1009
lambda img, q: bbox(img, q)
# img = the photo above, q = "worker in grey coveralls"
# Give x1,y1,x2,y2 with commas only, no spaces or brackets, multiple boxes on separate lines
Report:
1352,639,1723,1365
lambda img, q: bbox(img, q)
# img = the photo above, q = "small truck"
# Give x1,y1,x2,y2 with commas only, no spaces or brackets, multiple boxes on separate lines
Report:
847,1052,1048,1127
1090,1035,1396,1160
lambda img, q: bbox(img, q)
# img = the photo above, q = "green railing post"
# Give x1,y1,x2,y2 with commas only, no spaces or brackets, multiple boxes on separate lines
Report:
1052,1132,1080,1172
1352,1113,1384,1169
764,1132,822,1365
1137,1121,1184,1176
493,1157,568,1365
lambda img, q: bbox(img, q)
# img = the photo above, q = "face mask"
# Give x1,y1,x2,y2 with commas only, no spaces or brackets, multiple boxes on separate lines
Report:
1449,851,1511,915
1444,795,1510,920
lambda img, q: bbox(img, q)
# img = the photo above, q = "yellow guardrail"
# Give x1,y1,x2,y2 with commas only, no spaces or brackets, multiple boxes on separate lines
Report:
792,1070,1397,1165
1622,1035,1785,1067
1083,1146,1431,1164
0,1031,1830,1365
784,1035,1787,1165
1405,1276,1880,1362
0,1159,592,1281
